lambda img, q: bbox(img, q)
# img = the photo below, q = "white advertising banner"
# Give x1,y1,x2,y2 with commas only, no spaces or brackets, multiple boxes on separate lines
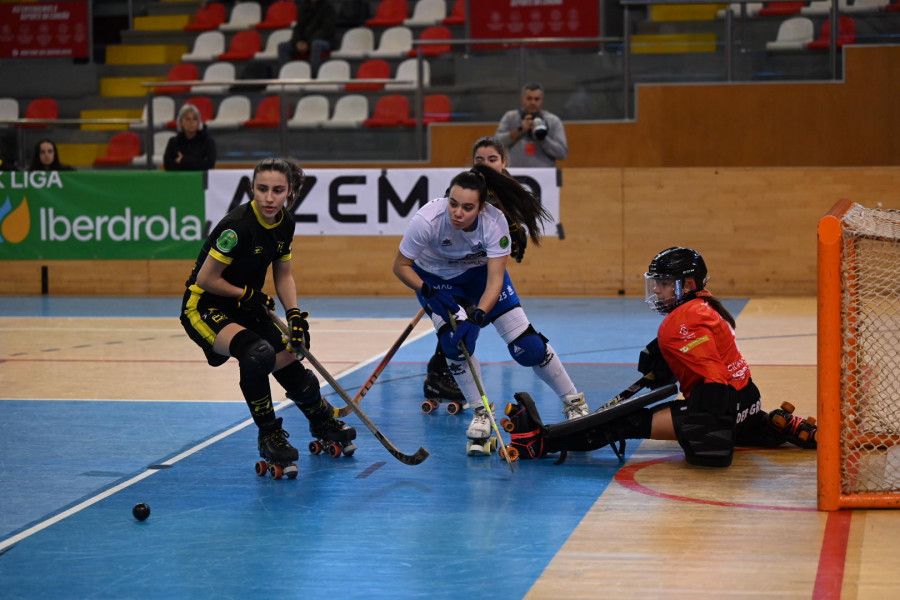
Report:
205,168,560,236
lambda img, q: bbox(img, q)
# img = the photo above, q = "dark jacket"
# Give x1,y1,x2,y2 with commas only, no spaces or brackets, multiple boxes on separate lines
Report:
163,127,217,171
290,0,337,46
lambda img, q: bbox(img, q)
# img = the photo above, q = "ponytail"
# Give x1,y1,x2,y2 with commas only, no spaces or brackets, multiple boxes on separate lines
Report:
469,164,551,245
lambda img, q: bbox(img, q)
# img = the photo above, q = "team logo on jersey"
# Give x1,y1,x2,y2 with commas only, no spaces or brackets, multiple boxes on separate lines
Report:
499,236,509,249
253,246,263,254
441,238,452,246
216,229,237,252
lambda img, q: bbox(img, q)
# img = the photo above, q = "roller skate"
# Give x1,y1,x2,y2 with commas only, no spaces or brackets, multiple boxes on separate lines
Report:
562,392,589,420
767,401,818,449
422,352,468,415
466,405,497,456
309,416,358,458
255,417,299,479
502,392,549,460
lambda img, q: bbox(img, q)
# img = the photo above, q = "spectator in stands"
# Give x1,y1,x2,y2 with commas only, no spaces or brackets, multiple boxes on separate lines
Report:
29,139,75,171
277,0,337,78
495,82,568,169
164,103,217,171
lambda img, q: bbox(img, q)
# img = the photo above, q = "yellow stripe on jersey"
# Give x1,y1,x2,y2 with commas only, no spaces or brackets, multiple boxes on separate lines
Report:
209,248,233,265
185,284,217,345
679,335,710,353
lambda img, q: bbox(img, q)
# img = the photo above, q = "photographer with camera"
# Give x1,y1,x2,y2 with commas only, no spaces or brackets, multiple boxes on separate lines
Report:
495,82,568,168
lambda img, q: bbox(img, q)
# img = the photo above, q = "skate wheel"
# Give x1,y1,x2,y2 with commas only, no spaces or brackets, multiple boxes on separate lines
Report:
269,464,284,480
807,416,817,426
780,401,796,414
309,440,323,455
255,460,268,476
504,403,516,416
327,442,342,458
500,446,520,462
343,447,355,457
284,464,299,479
446,401,463,415
501,417,514,432
421,399,437,414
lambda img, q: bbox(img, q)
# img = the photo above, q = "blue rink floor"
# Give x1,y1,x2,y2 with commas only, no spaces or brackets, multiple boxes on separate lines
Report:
0,296,748,600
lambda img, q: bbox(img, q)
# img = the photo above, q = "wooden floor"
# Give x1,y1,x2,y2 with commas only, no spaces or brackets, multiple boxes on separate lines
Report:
2,296,900,600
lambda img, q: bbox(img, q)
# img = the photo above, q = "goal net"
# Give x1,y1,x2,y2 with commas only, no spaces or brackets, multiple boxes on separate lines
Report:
818,199,900,510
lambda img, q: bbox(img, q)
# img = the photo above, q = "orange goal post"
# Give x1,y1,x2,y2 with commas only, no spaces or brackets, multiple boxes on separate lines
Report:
818,199,900,510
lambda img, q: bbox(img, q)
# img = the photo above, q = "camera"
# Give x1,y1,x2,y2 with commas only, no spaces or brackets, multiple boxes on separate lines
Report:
531,115,548,140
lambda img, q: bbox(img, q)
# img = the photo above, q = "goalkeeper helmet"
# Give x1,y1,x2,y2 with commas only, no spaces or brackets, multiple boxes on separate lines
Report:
644,247,708,314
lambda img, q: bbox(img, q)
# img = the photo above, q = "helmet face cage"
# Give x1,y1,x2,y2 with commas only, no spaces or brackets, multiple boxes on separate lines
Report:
644,273,681,314
644,247,707,314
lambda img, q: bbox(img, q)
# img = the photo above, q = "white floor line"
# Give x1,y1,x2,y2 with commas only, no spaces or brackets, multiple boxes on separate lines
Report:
0,326,433,551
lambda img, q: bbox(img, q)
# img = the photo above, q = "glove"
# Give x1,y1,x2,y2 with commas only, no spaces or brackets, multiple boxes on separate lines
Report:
450,319,480,356
421,282,459,319
468,307,488,328
509,221,528,263
286,308,310,351
638,338,676,389
237,286,275,321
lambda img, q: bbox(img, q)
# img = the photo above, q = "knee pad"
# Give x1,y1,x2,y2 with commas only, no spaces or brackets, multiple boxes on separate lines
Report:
437,324,471,361
671,383,737,468
507,325,548,367
273,361,321,408
229,329,276,377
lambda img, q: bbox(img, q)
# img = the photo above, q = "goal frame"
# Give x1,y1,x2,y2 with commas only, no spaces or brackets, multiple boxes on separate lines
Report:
817,198,900,510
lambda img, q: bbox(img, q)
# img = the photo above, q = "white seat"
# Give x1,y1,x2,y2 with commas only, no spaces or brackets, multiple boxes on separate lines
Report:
206,95,252,129
385,58,429,91
311,59,351,92
254,28,292,60
182,31,226,62
716,2,763,17
321,94,368,128
368,26,413,58
287,95,330,128
132,96,176,130
131,131,175,167
801,0,853,15
404,0,446,26
330,26,375,59
219,2,262,31
266,60,312,93
765,16,815,51
194,62,236,94
0,97,20,121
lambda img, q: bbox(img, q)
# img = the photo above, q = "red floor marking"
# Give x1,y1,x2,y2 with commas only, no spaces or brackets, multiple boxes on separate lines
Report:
615,449,816,512
616,449,853,599
812,510,852,600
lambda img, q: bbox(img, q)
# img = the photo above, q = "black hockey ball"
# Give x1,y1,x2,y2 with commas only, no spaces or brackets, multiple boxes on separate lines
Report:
132,503,151,521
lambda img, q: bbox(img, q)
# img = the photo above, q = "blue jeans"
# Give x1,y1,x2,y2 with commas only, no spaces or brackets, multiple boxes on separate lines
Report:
276,39,331,78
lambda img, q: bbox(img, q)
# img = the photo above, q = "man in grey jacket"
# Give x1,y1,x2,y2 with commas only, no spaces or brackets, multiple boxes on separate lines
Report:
495,82,568,168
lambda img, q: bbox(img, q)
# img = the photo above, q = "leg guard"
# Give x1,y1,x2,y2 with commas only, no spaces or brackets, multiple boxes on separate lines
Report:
671,382,738,468
273,361,355,443
506,325,548,367
504,386,676,462
230,329,277,426
273,361,328,420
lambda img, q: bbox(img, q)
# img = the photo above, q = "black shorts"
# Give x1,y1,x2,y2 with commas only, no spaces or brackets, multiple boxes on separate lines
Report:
734,379,786,448
180,286,288,366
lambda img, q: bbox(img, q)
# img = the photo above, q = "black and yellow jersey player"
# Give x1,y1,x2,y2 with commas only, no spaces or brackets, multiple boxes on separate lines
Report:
179,157,357,479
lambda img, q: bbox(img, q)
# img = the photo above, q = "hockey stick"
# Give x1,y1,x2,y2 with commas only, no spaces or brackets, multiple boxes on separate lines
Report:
447,312,517,471
271,312,430,466
333,306,427,418
598,375,659,410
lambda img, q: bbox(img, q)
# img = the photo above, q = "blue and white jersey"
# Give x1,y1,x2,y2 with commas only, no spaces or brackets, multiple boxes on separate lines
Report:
399,197,511,279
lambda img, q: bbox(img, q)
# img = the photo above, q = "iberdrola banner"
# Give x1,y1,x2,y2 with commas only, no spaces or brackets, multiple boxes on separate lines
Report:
0,171,205,260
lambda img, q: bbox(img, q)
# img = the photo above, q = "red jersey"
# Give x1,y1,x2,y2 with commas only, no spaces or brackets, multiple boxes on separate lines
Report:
657,296,750,398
